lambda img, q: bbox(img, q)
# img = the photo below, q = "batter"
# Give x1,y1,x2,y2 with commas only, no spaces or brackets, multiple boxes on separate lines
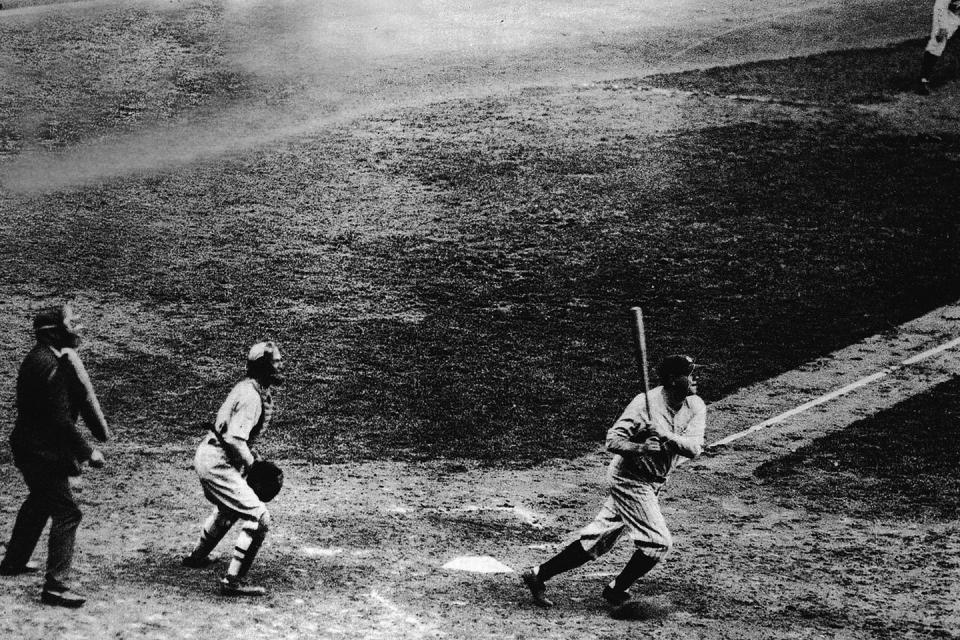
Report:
521,355,706,608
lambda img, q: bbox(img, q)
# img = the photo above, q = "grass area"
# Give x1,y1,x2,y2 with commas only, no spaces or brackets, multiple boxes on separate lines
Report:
2,26,960,464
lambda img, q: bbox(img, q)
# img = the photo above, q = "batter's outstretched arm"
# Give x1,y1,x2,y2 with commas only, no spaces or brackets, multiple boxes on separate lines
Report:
658,401,706,458
660,431,704,458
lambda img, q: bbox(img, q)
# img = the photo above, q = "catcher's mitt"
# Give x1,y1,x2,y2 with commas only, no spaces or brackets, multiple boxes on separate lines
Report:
246,460,284,502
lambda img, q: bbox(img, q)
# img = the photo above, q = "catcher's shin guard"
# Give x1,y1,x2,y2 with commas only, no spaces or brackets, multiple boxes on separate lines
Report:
226,515,269,581
189,509,236,561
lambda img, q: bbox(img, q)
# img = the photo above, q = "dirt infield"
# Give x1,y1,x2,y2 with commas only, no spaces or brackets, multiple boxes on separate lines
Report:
1,0,960,638
2,305,958,639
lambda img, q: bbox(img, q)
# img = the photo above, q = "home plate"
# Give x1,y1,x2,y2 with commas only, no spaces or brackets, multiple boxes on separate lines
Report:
442,555,515,573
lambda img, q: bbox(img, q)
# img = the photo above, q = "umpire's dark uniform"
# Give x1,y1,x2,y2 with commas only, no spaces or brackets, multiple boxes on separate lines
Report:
1,340,109,598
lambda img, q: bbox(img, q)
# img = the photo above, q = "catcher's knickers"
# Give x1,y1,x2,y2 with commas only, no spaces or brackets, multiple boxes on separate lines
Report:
577,481,672,561
927,10,960,56
194,441,267,521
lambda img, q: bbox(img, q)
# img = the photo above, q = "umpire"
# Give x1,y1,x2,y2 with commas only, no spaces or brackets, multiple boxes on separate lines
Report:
0,304,111,607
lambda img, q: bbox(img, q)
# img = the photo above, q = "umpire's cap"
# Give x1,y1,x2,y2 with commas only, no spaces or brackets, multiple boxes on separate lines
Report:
33,305,67,332
657,355,695,380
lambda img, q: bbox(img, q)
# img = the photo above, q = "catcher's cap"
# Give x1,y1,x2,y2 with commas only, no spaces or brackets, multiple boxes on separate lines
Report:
248,341,281,362
658,355,695,379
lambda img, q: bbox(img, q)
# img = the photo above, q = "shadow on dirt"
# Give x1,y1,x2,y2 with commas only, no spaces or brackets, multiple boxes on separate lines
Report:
111,549,363,598
755,377,960,520
644,38,960,103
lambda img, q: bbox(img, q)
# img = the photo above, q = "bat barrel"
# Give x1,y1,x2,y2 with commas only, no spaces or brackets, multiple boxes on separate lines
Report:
630,307,653,419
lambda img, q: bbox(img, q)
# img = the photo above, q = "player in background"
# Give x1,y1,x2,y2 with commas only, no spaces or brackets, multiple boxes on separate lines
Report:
182,341,285,597
919,0,960,94
521,355,705,608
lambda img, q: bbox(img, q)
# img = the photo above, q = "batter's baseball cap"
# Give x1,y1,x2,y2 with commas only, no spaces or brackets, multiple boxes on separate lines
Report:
658,354,695,379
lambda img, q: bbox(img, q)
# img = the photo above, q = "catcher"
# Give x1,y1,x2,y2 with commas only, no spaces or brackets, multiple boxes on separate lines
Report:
182,341,285,597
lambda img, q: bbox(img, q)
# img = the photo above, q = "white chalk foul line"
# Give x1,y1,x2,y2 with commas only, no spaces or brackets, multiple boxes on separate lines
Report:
369,589,432,634
707,336,960,450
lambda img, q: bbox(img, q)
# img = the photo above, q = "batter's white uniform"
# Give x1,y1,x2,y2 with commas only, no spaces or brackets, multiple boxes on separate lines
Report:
927,0,960,56
578,386,705,560
194,379,274,521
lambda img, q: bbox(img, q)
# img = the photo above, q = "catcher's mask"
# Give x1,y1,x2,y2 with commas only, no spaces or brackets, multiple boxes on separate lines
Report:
247,341,285,386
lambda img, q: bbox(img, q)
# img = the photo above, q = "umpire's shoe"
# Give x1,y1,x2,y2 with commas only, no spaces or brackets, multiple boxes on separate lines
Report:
219,576,266,597
521,567,553,608
40,578,86,608
601,584,632,607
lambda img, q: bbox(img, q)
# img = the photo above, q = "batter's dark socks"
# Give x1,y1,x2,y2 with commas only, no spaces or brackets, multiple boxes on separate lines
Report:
921,51,939,80
538,541,592,582
611,550,660,592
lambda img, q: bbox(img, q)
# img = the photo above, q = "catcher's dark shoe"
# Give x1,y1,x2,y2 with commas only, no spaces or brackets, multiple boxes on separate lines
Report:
182,554,217,569
0,561,40,576
602,585,633,607
917,79,932,96
40,582,86,608
219,576,267,597
521,567,553,608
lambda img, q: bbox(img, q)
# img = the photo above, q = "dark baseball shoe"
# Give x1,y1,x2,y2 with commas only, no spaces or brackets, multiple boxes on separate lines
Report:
917,79,931,96
521,567,553,607
182,553,217,568
602,584,632,606
0,561,40,576
41,580,86,608
219,576,266,597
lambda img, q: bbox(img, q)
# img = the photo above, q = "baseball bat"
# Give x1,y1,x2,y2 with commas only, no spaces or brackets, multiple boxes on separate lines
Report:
629,306,653,420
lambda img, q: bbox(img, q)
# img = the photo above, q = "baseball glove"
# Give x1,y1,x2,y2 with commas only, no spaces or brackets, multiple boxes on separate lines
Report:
246,460,284,502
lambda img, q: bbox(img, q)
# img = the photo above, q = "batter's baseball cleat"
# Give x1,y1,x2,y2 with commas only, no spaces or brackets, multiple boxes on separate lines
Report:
219,576,267,597
40,580,86,608
521,567,554,607
0,561,40,576
601,585,633,606
917,79,932,96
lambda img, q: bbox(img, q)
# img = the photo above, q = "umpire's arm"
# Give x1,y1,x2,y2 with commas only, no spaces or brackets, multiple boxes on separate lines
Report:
46,364,95,465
